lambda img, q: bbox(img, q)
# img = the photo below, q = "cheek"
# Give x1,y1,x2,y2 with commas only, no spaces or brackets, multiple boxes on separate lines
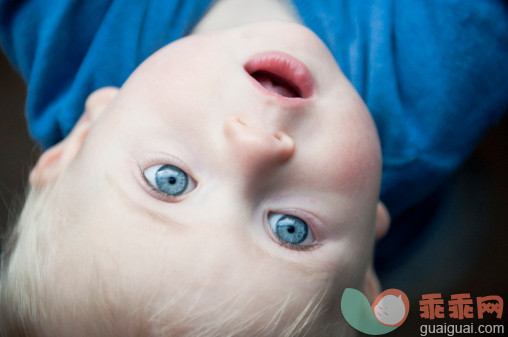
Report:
308,88,381,197
320,108,381,197
312,131,380,199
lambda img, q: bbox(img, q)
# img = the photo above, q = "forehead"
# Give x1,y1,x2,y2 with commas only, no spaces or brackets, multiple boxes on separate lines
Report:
62,177,343,311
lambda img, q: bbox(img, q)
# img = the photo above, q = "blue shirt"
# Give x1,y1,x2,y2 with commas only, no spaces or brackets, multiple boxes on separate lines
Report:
1,0,507,226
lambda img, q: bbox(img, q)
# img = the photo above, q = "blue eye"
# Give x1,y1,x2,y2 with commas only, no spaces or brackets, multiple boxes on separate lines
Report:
268,213,314,246
143,164,196,197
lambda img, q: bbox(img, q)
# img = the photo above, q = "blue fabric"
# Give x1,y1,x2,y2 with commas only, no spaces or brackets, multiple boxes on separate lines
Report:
0,0,216,147
1,0,507,221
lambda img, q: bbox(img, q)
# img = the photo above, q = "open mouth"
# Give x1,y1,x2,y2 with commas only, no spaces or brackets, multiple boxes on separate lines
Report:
244,51,315,100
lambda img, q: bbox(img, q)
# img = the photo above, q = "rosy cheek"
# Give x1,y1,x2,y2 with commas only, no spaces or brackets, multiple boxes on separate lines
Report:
312,107,380,196
321,137,381,196
337,104,381,192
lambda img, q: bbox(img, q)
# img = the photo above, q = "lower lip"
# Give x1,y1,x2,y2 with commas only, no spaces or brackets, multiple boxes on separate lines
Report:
244,51,315,102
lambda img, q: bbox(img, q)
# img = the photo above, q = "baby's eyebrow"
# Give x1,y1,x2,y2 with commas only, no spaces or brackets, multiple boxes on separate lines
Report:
105,173,186,229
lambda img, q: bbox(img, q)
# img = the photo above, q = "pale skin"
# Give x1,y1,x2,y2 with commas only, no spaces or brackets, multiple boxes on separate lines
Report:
27,2,390,335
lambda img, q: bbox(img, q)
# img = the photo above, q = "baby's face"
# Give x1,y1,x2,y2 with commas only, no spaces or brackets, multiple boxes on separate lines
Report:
50,22,381,333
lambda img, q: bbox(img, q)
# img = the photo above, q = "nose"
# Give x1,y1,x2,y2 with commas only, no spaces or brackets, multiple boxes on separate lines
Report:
224,115,295,175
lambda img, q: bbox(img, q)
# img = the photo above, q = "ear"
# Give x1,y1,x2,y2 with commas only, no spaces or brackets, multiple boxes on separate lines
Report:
29,87,119,187
363,202,391,302
375,201,390,241
363,264,381,303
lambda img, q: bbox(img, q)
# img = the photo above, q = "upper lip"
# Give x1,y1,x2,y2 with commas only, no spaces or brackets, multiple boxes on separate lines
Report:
244,51,315,100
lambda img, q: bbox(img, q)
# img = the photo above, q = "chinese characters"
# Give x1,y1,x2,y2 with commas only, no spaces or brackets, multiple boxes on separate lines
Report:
419,294,503,320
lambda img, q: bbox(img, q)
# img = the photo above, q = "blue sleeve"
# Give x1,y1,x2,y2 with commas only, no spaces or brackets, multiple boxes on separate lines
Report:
0,0,215,149
294,0,508,219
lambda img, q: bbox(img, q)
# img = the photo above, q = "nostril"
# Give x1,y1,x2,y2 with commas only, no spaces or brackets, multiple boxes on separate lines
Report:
272,131,287,142
236,118,246,126
272,131,295,161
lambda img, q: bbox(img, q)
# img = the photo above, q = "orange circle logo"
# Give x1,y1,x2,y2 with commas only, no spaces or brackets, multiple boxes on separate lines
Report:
371,289,410,326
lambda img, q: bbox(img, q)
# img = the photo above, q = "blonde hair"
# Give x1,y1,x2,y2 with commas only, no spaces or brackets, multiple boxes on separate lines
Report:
0,178,349,337
0,181,76,335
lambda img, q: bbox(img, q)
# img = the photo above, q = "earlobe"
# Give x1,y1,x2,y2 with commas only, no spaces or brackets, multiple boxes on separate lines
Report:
363,264,382,303
29,115,91,187
375,202,390,241
84,86,119,122
362,202,391,302
29,142,66,187
29,86,119,187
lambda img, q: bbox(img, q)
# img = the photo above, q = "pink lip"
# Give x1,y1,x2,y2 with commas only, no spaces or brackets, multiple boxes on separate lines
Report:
244,51,315,102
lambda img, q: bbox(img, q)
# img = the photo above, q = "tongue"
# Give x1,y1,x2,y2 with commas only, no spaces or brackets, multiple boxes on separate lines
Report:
252,73,299,98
